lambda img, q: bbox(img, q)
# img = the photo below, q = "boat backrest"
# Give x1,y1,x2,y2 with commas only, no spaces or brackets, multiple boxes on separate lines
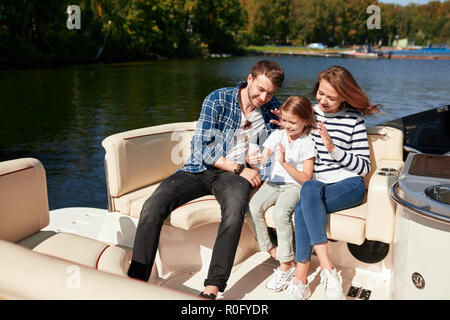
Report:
103,123,403,197
102,122,195,198
0,158,50,243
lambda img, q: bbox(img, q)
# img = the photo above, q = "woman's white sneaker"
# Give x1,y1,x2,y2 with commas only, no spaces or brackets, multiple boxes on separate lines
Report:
265,264,296,291
284,278,311,300
320,268,345,300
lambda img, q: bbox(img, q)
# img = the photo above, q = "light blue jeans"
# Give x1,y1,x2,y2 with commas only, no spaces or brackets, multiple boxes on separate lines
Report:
247,182,301,263
294,176,366,263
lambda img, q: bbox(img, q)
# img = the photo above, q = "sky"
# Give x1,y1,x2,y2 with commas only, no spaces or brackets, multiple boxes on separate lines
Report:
379,0,444,5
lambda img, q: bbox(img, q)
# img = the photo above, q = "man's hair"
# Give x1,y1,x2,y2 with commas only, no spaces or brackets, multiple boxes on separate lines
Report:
250,60,285,88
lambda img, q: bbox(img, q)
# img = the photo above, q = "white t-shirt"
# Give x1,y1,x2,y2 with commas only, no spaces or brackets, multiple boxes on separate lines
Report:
226,108,265,164
263,129,316,185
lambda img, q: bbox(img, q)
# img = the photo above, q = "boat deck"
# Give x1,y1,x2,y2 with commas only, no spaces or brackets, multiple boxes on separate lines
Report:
156,246,391,300
43,207,392,300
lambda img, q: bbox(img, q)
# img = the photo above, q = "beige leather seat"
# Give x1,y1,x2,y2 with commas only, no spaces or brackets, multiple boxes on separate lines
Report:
102,122,194,215
0,158,195,299
102,122,225,229
102,123,404,245
0,158,130,276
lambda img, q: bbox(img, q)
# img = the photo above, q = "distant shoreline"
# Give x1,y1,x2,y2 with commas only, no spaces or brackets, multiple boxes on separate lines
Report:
244,46,450,60
3,45,449,70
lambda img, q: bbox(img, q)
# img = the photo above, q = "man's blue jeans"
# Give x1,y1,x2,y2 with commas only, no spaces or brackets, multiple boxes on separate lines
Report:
294,176,366,263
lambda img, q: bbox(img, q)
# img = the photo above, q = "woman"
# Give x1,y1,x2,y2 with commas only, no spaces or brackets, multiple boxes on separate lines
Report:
284,66,380,300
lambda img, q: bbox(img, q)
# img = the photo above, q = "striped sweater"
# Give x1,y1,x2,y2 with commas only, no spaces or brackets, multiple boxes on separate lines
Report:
311,104,371,184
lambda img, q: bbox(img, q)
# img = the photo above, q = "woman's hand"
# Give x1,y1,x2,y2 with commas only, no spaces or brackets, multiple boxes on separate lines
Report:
318,121,336,153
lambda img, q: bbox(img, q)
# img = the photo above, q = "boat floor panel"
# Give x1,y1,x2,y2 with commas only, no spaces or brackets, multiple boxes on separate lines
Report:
44,208,392,300
157,252,391,300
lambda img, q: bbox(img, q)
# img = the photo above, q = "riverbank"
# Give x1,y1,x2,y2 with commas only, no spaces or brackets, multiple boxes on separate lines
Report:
245,45,450,60
245,45,347,58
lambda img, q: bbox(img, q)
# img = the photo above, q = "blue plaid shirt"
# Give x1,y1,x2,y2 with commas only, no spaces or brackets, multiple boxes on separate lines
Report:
180,81,281,181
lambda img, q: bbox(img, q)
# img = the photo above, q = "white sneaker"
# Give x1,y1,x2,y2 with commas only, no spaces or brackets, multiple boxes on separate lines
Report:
320,268,345,300
265,264,296,291
284,278,312,300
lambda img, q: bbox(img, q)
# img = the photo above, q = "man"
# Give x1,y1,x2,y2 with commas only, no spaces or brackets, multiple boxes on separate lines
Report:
128,60,284,299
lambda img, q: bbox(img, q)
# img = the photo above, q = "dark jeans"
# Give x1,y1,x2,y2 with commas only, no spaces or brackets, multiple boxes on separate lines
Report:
128,168,252,292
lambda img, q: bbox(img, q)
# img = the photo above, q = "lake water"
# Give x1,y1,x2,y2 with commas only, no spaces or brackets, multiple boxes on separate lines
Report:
1,56,449,210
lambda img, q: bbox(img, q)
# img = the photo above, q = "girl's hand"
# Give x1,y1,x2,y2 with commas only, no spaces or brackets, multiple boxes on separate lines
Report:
247,146,262,170
274,143,286,164
318,121,336,153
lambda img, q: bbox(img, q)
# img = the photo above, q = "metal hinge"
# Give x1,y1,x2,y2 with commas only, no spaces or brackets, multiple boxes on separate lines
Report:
347,286,372,300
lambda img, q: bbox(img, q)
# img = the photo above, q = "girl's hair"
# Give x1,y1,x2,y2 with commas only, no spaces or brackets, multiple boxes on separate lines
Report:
313,66,381,115
280,95,316,135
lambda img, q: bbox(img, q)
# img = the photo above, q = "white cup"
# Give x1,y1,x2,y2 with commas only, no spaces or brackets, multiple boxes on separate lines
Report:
248,143,263,169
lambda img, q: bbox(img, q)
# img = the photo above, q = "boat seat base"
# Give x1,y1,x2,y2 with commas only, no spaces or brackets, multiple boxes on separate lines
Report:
264,202,367,245
20,231,131,277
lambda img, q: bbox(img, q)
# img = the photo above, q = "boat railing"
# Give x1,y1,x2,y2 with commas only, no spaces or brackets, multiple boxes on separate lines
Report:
403,145,423,154
390,181,450,225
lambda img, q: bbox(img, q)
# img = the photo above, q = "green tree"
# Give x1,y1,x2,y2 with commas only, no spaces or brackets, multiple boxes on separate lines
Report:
187,0,246,54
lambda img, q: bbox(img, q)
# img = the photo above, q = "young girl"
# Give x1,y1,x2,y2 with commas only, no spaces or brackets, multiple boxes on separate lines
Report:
247,95,316,292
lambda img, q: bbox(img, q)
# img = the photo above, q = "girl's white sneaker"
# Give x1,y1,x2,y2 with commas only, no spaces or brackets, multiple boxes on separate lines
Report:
320,268,346,300
265,264,296,291
283,278,311,300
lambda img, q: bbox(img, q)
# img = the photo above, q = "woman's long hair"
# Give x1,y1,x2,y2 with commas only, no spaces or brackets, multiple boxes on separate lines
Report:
313,66,381,115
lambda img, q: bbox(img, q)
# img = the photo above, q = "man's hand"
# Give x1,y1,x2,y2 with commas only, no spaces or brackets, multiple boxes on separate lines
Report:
240,167,262,188
269,108,283,128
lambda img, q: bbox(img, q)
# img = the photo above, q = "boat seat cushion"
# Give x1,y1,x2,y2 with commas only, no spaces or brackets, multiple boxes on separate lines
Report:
264,201,367,245
102,122,195,198
115,178,367,243
166,195,222,230
0,158,49,243
32,232,131,277
115,184,223,229
0,239,197,299
114,184,160,217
